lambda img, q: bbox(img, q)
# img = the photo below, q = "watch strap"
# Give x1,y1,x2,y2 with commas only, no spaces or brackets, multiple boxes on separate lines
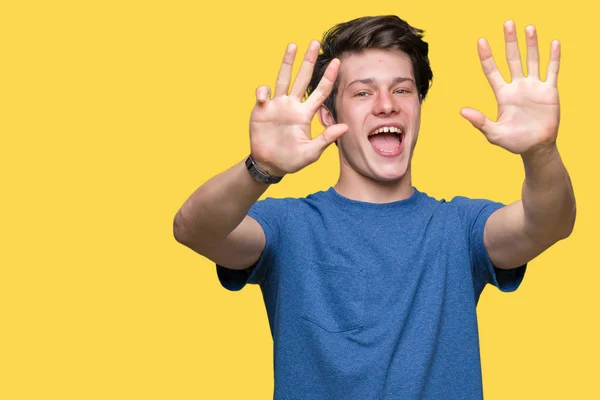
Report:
245,155,283,184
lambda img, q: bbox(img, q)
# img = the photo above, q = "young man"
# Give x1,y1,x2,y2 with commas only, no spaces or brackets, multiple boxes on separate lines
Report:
174,15,575,399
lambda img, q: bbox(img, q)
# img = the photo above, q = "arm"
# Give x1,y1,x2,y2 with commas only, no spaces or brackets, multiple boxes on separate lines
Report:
461,21,576,269
485,145,575,269
173,160,270,270
173,41,348,269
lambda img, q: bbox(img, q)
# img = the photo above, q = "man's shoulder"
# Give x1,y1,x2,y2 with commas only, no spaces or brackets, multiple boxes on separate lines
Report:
419,189,502,209
413,190,506,222
249,188,333,220
253,188,333,207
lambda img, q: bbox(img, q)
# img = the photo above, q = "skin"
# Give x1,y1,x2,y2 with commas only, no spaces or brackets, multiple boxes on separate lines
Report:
174,20,575,272
318,49,421,203
462,21,575,268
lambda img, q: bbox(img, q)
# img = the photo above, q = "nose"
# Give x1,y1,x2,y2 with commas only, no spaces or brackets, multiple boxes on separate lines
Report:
372,91,398,116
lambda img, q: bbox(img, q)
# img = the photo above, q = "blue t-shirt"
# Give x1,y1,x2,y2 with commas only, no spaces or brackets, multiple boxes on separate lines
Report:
217,187,526,399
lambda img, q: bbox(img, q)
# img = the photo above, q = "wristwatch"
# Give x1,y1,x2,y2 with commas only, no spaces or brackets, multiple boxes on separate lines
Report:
245,155,283,184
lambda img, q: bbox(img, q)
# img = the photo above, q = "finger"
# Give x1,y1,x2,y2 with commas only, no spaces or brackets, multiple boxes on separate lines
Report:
309,123,348,158
304,58,341,114
290,40,321,99
255,85,271,104
478,38,505,93
504,20,524,80
275,43,297,97
525,25,540,78
546,40,561,87
460,107,498,139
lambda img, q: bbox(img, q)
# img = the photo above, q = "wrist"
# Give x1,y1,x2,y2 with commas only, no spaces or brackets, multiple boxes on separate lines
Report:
245,155,285,184
521,143,559,166
521,143,566,189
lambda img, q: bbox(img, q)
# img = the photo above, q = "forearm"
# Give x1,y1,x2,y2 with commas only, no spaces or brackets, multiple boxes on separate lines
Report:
521,144,576,244
174,42,343,253
173,159,270,251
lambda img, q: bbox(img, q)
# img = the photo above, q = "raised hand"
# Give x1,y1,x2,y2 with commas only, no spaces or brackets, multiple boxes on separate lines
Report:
249,41,348,177
460,21,561,155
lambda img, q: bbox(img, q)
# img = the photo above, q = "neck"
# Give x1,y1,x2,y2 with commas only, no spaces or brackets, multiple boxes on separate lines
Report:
334,164,414,204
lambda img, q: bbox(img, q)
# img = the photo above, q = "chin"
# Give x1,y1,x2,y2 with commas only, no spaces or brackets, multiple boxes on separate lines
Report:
369,165,409,183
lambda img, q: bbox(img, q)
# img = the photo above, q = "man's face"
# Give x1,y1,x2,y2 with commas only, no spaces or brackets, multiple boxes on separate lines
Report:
329,48,422,183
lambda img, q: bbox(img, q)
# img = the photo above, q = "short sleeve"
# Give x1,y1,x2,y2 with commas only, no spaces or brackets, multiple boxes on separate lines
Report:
216,197,287,291
451,196,527,296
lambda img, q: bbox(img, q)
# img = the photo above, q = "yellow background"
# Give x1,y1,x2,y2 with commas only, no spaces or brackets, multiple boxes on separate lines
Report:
1,0,598,398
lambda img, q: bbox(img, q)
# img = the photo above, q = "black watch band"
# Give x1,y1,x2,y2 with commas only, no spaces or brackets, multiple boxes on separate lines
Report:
245,155,283,184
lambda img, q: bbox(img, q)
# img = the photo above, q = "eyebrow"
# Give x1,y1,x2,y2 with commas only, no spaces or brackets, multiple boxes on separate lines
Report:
345,76,415,89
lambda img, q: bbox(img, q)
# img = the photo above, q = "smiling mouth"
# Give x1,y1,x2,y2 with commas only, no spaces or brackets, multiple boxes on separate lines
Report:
368,126,404,155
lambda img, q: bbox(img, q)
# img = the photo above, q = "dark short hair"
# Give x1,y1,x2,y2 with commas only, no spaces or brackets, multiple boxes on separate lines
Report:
307,15,433,121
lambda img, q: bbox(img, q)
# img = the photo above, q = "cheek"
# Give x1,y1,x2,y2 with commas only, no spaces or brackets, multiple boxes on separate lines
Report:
407,103,422,126
339,104,372,136
339,97,371,120
339,129,362,151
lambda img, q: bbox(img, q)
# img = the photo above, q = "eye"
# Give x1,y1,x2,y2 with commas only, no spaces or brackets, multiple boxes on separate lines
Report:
354,91,370,97
394,88,409,95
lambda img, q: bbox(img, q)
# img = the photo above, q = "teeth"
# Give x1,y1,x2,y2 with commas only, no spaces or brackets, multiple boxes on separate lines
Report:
369,126,402,136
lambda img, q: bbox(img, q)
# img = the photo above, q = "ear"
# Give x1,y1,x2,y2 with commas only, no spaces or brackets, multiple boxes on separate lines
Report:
317,106,336,128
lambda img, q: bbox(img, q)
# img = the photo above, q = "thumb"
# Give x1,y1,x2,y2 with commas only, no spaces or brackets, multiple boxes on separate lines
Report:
255,85,271,105
460,107,496,138
310,123,348,156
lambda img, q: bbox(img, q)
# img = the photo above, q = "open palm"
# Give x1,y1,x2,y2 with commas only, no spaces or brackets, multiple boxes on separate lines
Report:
249,41,347,176
461,21,561,155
